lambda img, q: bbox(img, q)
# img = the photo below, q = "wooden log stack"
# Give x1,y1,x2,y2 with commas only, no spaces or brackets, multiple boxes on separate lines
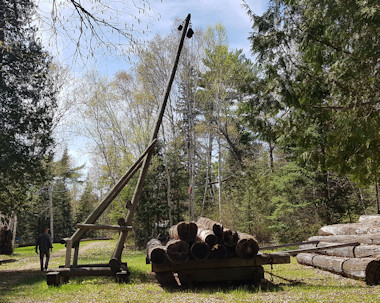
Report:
145,217,290,285
146,218,260,265
146,217,263,278
297,215,380,285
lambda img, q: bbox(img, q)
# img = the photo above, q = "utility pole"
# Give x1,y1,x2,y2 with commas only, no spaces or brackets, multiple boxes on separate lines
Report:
49,184,54,242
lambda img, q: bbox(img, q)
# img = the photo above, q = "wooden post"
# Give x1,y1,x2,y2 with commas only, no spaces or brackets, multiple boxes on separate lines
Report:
65,239,73,268
73,243,80,267
112,14,192,261
125,14,192,227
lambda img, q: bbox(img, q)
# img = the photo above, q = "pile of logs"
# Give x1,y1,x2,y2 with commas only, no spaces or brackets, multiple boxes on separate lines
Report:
297,215,380,285
146,217,259,265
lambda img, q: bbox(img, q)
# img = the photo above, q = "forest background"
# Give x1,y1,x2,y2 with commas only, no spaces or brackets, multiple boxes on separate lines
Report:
0,0,379,248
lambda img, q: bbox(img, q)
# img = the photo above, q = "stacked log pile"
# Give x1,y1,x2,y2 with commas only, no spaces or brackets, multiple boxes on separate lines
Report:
146,217,259,266
297,215,380,285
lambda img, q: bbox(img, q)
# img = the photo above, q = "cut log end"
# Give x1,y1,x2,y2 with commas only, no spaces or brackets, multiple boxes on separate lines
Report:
190,241,210,260
166,239,189,264
169,222,198,242
365,260,380,285
236,233,259,258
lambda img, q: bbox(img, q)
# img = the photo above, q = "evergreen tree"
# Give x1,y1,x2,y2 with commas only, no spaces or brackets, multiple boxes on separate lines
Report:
0,0,57,216
243,0,380,212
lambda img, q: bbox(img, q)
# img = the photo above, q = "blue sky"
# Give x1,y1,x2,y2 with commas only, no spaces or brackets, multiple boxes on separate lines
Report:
45,0,268,166
38,0,268,77
100,0,268,76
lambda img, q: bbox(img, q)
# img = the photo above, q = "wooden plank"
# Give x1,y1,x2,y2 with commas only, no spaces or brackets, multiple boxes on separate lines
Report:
155,266,264,284
283,242,360,256
260,240,320,250
151,252,290,273
76,224,132,231
49,267,115,277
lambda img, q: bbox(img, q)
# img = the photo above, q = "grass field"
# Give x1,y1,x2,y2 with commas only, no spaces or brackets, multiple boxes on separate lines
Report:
1,240,379,302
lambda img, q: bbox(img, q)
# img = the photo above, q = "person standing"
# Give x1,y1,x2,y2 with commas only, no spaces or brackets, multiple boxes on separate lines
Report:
35,227,53,271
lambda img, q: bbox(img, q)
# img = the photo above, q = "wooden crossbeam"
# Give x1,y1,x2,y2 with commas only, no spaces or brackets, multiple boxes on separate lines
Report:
76,224,133,231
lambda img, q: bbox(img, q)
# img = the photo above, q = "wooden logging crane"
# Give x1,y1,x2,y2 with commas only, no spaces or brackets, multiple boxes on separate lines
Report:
47,14,193,286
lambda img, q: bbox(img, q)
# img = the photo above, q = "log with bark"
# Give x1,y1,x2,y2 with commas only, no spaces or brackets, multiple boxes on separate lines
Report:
197,217,223,239
301,242,380,258
296,253,380,285
197,227,218,248
190,237,210,260
223,228,239,247
236,233,259,258
318,222,380,236
165,239,189,264
308,234,380,245
359,215,380,224
169,221,198,242
146,239,167,264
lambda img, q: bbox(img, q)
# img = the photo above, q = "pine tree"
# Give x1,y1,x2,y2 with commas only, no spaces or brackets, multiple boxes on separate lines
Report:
0,0,57,216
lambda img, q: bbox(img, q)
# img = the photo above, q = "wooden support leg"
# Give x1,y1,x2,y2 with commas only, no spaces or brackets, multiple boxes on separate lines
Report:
65,239,72,268
112,231,128,261
73,243,80,267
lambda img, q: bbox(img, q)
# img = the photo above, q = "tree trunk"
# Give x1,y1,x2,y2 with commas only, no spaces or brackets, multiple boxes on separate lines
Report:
268,140,274,172
375,180,380,215
318,222,380,236
165,239,189,264
169,221,198,242
146,239,167,264
296,253,380,285
236,233,259,258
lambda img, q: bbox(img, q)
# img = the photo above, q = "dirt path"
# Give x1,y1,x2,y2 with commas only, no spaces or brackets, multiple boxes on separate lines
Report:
4,241,102,272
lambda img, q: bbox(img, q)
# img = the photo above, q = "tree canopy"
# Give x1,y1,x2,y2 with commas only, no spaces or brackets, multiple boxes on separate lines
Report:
243,0,379,186
0,0,57,216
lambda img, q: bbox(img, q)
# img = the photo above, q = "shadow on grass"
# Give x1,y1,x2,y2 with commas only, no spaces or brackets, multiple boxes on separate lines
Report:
158,278,285,294
0,269,46,297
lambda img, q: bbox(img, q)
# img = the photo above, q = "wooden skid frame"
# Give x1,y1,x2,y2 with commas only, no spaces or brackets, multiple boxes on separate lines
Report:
155,266,264,285
151,252,290,273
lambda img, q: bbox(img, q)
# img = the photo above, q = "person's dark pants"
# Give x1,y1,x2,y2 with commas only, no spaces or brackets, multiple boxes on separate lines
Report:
39,250,50,271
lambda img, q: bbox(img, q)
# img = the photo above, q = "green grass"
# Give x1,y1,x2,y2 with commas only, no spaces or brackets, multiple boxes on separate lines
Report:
1,240,380,302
